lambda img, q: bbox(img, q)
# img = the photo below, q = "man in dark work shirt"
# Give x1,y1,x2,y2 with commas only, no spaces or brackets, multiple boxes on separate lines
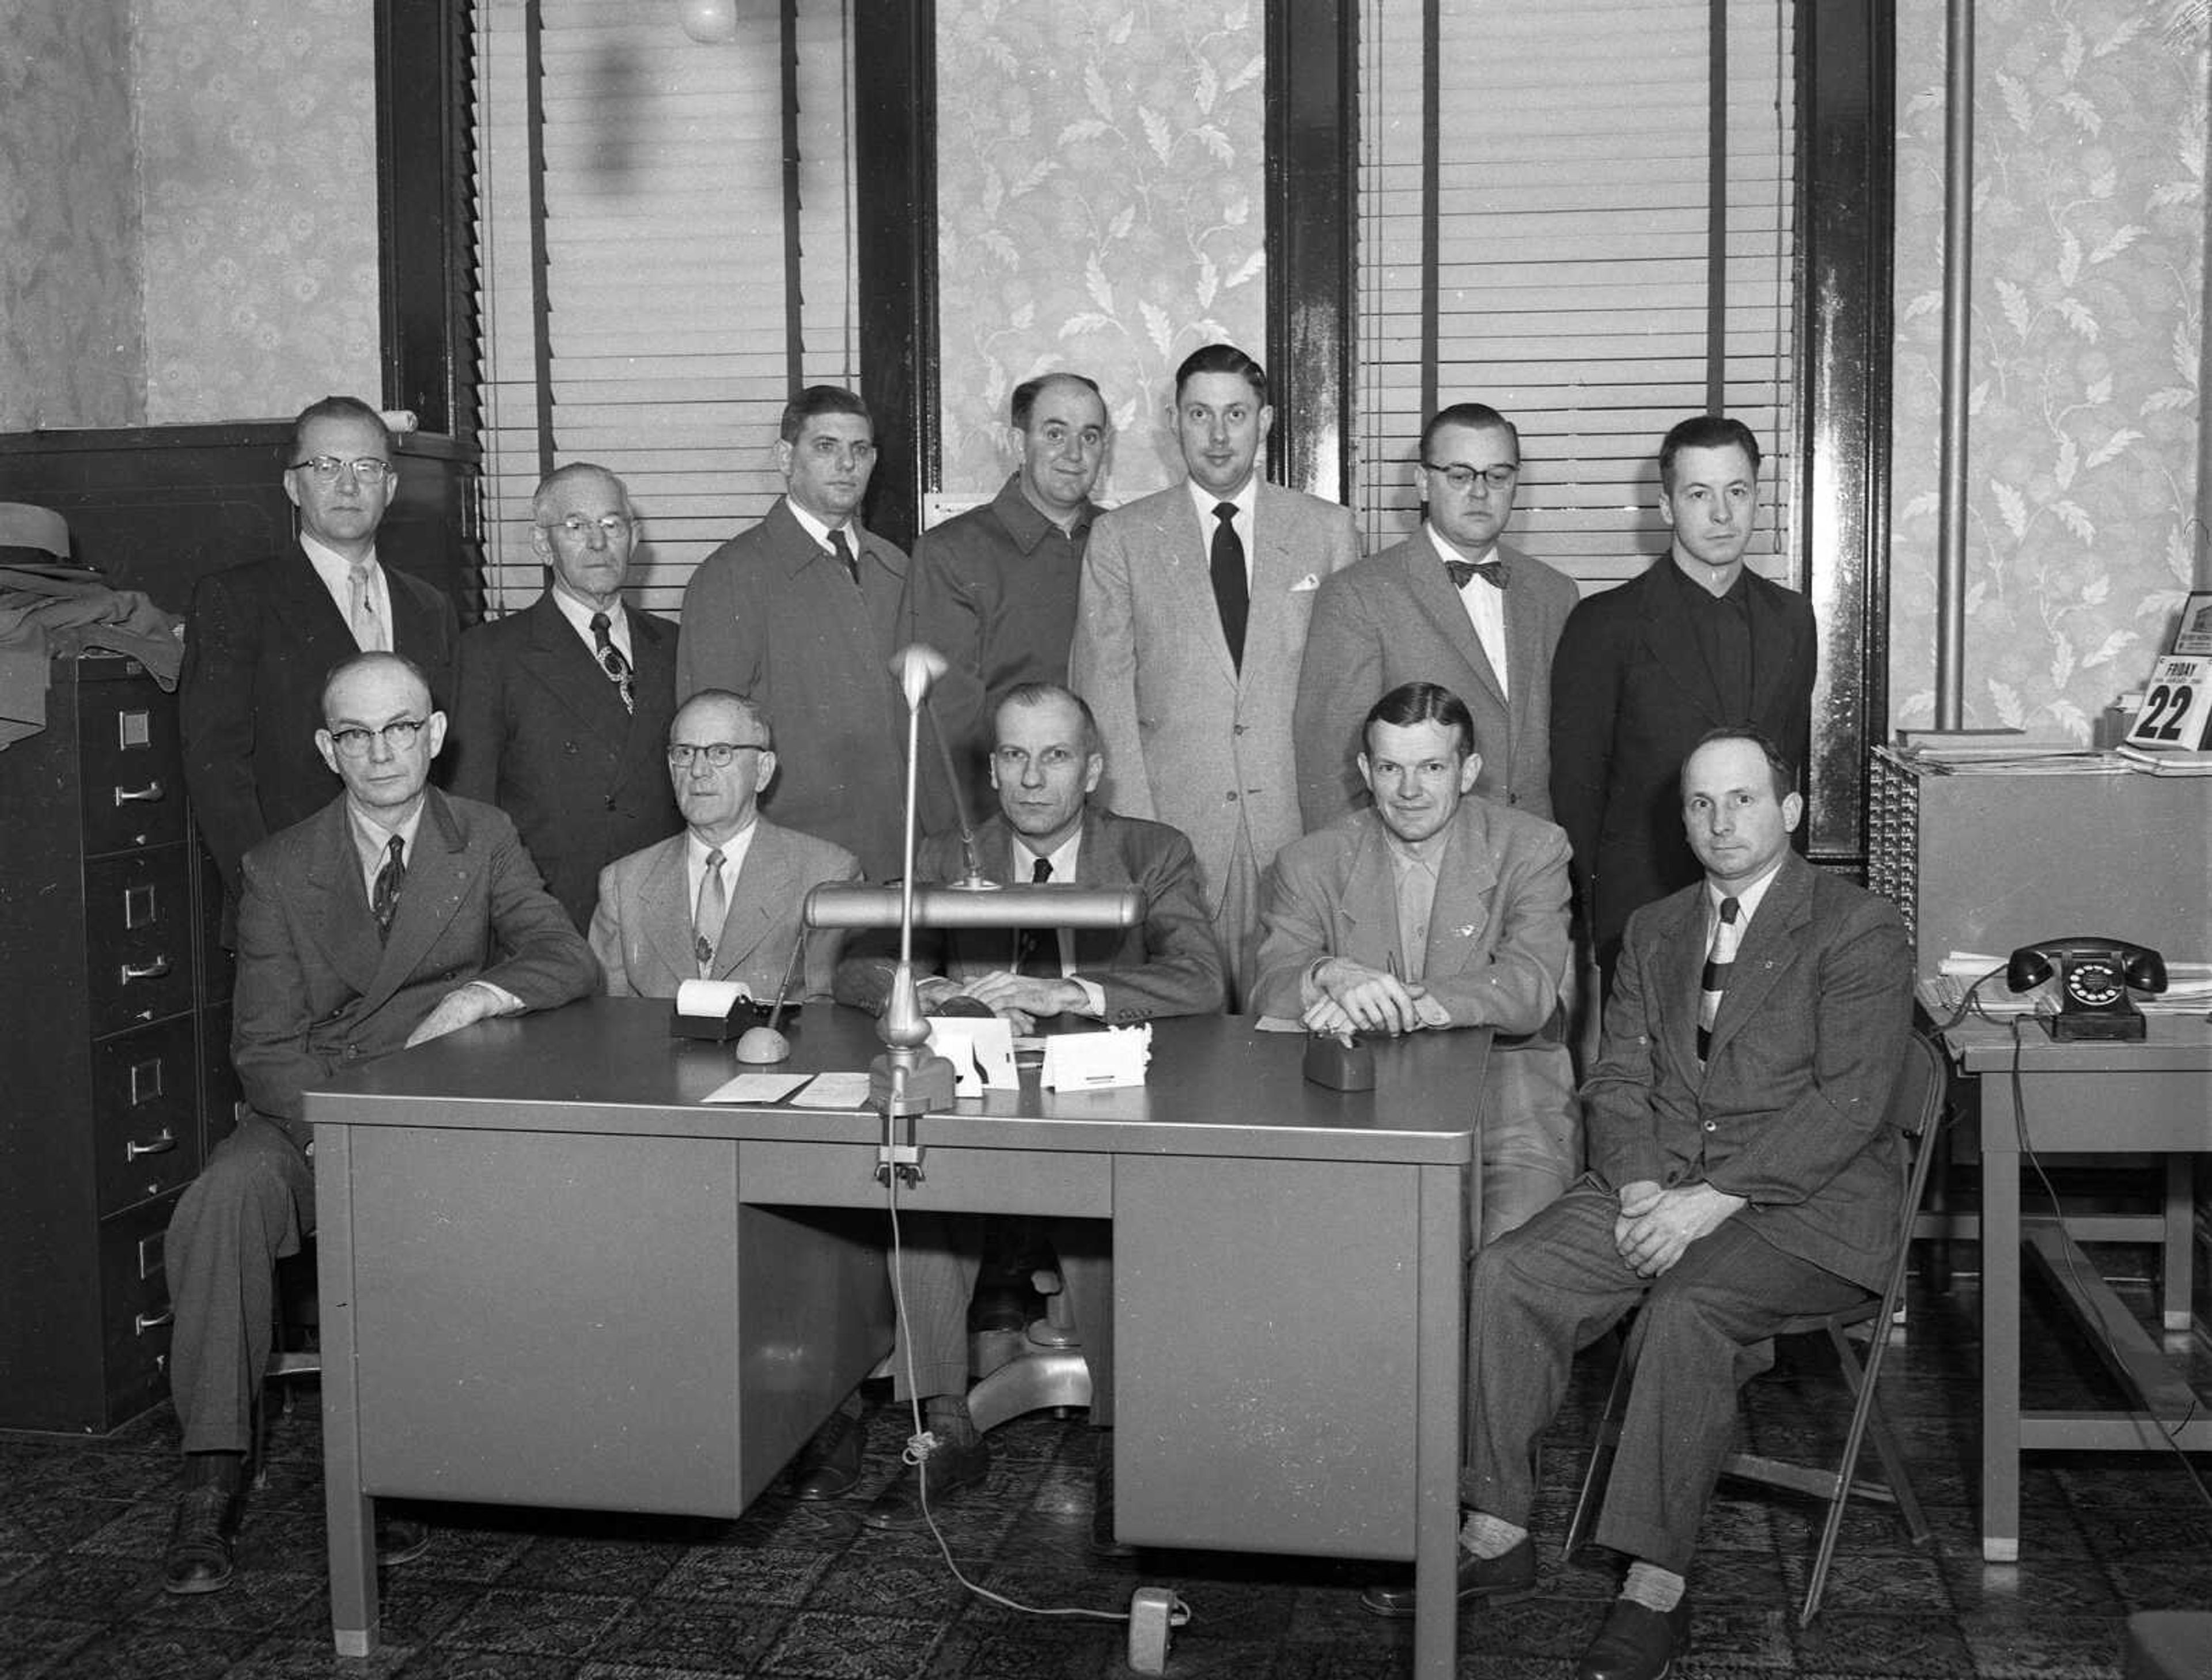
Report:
1548,416,1815,987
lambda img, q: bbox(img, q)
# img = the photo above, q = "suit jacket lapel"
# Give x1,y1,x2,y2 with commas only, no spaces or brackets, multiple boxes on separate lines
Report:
1335,819,1399,975
1421,805,1499,982
1497,540,1551,749
1171,492,1241,684
1069,810,1136,969
365,790,471,1011
1399,538,1502,710
717,823,796,980
640,835,698,983
523,594,634,743
302,800,388,1001
1638,559,1727,724
1705,854,1809,1064
1742,573,1798,725
272,544,358,661
1658,887,1709,1074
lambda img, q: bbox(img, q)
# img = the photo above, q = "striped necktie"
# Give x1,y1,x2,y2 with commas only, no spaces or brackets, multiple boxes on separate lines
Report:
1696,896,1743,1065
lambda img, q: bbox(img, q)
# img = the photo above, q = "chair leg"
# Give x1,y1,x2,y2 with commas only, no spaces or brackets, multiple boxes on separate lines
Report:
1565,1340,1635,1560
1801,1318,1926,1626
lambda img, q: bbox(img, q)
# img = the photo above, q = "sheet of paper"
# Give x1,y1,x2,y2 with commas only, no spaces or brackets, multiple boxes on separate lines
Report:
790,1071,874,1109
927,1015,1018,1093
675,978,752,1017
699,1071,809,1104
1040,1022,1152,1090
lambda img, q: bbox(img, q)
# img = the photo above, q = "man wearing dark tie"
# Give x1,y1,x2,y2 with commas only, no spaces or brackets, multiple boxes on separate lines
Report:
160,653,597,1596
1294,402,1581,826
674,387,913,881
1360,728,1911,1680
449,463,681,930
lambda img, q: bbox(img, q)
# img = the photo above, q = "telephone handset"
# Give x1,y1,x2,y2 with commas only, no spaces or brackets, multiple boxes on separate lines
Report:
2004,936,2168,1041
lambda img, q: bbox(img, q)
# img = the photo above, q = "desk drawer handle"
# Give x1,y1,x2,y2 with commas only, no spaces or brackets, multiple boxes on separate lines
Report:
113,781,166,805
135,1307,174,1334
126,1130,177,1161
120,957,172,983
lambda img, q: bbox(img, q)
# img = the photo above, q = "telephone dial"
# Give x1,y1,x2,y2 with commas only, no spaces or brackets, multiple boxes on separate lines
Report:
2004,937,2168,1041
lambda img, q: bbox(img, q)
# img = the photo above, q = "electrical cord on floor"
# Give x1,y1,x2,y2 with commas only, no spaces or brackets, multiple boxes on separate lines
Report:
882,1171,1195,1634
2003,1015,2211,1510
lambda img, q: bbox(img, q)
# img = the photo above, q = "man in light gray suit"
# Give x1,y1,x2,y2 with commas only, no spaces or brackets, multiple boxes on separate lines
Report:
1294,402,1580,829
1070,343,1359,997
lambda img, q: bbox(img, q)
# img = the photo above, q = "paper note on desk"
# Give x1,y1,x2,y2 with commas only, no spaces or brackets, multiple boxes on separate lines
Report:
700,1071,809,1104
790,1072,873,1109
1040,1023,1152,1089
927,1016,1018,1093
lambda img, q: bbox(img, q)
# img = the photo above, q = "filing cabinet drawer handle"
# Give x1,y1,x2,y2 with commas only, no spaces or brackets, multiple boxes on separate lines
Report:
113,780,166,805
126,1130,177,1161
135,1307,175,1334
120,957,172,983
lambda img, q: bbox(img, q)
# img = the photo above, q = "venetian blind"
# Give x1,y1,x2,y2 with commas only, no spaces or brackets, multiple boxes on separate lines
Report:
472,0,857,618
1355,0,1796,589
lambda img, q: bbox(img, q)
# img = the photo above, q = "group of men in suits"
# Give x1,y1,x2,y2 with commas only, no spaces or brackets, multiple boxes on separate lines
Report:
161,369,1902,1680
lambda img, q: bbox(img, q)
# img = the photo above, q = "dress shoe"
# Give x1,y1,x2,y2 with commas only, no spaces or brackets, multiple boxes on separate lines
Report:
162,1486,238,1595
859,1435,991,1531
789,1407,865,1501
376,1513,432,1567
1358,1534,1537,1618
1089,1451,1134,1558
1576,1594,1692,1680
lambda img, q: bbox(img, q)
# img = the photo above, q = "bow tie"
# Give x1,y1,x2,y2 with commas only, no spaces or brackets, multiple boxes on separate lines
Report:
1444,555,1509,591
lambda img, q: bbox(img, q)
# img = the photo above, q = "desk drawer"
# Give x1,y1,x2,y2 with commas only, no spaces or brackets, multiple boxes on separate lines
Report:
85,849,194,1033
78,671,186,856
94,1017,202,1213
737,1140,1111,1215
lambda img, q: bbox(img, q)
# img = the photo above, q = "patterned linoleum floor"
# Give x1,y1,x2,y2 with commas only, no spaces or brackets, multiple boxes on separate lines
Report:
2,1276,2207,1679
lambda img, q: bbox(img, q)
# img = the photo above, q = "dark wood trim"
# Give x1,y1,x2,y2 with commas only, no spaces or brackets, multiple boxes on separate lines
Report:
1263,0,1357,502
1797,0,1895,870
852,0,937,553
779,0,805,398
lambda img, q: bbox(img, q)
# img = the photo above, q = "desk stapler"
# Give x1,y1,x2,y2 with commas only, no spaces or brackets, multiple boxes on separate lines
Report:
1302,1031,1377,1091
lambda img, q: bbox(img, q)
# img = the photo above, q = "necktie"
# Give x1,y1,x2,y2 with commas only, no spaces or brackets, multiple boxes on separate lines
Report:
371,834,405,942
347,563,386,652
829,528,860,588
1443,555,1509,591
694,847,726,977
1696,896,1743,1065
590,611,635,713
1209,501,1248,671
1012,855,1056,976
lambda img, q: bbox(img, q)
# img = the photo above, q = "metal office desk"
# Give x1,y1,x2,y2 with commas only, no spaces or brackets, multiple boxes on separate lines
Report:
305,998,1479,1675
1940,1015,2212,1561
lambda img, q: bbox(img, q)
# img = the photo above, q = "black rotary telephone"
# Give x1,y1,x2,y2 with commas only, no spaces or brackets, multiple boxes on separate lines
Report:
2004,937,2168,1041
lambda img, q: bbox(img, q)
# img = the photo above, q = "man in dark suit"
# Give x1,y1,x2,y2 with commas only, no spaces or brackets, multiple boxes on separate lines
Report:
161,652,598,1596
1361,729,1912,1680
675,386,913,882
1070,343,1359,997
449,463,681,930
835,683,1225,1541
1253,682,1576,1243
181,396,461,913
590,690,860,1000
1549,415,1816,985
1295,403,1581,827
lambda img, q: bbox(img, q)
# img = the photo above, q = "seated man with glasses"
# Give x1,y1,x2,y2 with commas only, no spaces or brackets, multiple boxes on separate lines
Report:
450,462,681,932
162,652,598,1596
588,689,861,1001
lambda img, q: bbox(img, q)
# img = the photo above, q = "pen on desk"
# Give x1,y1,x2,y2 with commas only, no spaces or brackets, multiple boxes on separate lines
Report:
765,931,806,1034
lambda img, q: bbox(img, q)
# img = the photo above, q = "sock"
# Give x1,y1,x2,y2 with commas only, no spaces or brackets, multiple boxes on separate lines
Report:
183,1451,244,1494
1621,1561,1685,1612
923,1394,978,1448
1459,1510,1527,1560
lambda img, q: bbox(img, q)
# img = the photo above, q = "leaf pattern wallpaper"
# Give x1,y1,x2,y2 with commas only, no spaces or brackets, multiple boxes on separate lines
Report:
935,0,1267,504
1889,0,2206,740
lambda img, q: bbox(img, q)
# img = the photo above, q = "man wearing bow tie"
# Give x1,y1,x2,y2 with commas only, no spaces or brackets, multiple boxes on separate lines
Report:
449,463,681,931
1294,403,1581,830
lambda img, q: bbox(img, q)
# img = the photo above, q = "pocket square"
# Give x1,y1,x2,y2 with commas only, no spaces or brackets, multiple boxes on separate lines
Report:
1290,573,1321,592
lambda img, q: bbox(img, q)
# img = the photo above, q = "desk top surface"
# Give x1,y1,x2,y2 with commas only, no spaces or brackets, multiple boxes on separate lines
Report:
303,998,1479,1167
1936,1010,2212,1074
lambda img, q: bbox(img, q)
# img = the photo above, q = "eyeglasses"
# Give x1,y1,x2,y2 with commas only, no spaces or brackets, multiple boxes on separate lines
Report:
667,741,768,769
1423,461,1518,493
327,718,427,756
291,456,394,484
991,744,1083,771
543,513,635,540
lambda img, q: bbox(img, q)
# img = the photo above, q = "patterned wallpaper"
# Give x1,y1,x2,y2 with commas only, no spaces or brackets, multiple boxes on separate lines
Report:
934,0,1267,504
0,0,145,430
1889,0,2207,739
132,0,382,423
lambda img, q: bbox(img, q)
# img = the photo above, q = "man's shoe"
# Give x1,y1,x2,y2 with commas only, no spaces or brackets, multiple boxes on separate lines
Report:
1576,1594,1692,1680
789,1408,865,1501
376,1514,431,1567
859,1435,991,1531
1088,1452,1135,1559
162,1486,237,1595
1358,1534,1538,1618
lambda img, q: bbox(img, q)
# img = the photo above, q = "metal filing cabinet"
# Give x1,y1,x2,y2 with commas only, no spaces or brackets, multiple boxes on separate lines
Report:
0,653,236,1431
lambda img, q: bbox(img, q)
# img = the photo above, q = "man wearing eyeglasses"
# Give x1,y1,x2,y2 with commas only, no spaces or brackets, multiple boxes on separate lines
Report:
181,396,460,929
161,652,596,1596
448,463,681,930
588,690,861,999
1294,403,1581,831
675,385,914,883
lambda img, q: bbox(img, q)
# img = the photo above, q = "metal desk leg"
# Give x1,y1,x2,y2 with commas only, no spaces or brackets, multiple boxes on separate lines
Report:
315,1127,378,1655
2162,1156,2194,1333
1981,1140,2022,1564
1412,1160,1464,1680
